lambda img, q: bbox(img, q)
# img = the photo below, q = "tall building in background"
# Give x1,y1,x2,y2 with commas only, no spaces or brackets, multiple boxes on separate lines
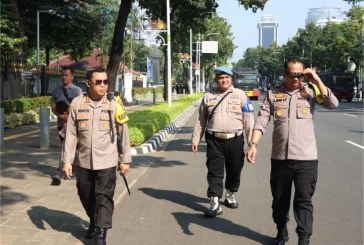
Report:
257,15,279,48
306,8,348,27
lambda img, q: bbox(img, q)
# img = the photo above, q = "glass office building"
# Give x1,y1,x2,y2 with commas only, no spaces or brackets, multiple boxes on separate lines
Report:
257,15,279,48
306,8,348,27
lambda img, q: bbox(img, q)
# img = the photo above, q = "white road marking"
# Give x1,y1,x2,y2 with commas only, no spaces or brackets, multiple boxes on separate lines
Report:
344,113,357,118
345,140,364,150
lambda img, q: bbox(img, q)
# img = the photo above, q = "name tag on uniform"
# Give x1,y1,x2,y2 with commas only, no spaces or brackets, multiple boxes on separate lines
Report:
77,113,89,120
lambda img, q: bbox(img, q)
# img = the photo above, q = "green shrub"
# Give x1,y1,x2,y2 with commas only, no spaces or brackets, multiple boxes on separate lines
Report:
5,114,23,128
128,94,203,146
1,96,50,114
21,112,37,125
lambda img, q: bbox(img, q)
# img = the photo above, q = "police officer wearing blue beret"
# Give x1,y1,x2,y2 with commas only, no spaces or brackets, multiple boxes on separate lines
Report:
192,66,255,217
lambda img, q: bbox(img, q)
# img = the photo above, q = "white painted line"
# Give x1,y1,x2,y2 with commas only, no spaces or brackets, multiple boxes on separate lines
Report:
344,113,357,118
345,140,364,150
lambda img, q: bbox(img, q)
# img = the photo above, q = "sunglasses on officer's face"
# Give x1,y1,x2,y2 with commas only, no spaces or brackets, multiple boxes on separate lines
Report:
90,79,109,85
285,72,305,80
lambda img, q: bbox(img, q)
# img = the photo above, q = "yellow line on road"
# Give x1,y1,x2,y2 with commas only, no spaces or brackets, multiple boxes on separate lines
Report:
4,125,57,141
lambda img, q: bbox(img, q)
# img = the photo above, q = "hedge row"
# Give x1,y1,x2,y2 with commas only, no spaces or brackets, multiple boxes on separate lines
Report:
128,94,202,146
1,96,51,114
1,88,163,114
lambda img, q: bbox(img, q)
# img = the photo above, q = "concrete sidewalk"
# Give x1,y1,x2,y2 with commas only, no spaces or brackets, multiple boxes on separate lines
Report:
0,96,198,245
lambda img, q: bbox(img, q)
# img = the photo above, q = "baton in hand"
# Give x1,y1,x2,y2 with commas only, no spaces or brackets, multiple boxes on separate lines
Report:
123,175,131,196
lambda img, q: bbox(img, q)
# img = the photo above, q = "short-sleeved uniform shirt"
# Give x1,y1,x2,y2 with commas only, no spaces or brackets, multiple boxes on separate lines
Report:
253,83,339,160
192,86,254,144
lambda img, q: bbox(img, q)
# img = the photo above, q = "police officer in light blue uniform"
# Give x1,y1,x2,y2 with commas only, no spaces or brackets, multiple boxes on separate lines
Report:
192,66,255,217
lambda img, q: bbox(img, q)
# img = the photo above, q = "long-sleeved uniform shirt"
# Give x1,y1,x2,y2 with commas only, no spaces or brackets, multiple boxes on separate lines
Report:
192,86,255,144
62,94,132,170
253,83,339,160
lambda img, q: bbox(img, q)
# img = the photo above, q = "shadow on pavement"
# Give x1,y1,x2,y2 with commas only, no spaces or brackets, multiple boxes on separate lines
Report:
139,188,272,244
27,206,93,245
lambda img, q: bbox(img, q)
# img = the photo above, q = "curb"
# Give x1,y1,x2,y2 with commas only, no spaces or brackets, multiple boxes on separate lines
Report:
131,101,199,155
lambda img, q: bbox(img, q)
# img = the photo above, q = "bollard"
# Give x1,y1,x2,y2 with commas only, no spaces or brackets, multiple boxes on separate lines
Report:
153,92,156,104
40,108,50,149
0,108,4,147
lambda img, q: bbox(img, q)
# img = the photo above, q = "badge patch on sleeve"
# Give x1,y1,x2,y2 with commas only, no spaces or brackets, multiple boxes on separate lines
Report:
115,102,129,124
242,99,254,112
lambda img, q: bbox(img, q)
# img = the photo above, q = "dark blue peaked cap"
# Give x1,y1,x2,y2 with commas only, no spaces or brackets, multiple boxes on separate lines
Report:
214,66,233,76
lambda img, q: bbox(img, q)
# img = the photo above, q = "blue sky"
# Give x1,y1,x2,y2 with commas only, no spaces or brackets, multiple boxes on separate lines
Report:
217,0,364,63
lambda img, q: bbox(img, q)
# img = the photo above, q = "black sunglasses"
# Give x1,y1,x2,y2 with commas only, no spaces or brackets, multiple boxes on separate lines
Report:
285,72,305,80
90,79,109,85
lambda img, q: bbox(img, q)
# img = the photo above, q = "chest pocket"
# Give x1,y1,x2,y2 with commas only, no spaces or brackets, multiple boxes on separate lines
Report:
76,112,89,131
273,102,288,120
227,98,241,114
297,101,312,119
100,112,112,131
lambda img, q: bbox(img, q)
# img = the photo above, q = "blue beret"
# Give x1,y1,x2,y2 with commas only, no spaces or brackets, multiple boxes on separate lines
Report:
214,66,233,76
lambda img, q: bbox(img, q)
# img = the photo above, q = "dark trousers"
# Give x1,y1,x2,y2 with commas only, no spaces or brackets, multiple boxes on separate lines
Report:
76,166,117,229
270,159,318,237
205,133,245,198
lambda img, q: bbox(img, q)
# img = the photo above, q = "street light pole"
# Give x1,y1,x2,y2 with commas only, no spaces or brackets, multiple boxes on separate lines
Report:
37,9,56,65
37,11,40,65
189,29,193,95
166,0,172,107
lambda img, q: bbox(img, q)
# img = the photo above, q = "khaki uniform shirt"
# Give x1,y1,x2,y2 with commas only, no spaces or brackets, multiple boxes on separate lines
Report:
254,83,339,160
192,86,255,144
63,94,132,170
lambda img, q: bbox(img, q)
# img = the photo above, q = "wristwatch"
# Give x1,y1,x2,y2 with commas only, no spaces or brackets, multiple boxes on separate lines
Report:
248,141,258,147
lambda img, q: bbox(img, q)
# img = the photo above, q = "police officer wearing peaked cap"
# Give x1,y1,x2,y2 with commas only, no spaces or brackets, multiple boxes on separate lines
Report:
191,66,255,217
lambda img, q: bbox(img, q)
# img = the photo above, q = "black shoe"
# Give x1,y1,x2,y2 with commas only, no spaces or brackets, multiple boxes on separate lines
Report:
298,236,310,245
51,169,62,185
94,227,107,245
271,227,289,245
224,190,238,208
86,223,95,239
205,197,223,217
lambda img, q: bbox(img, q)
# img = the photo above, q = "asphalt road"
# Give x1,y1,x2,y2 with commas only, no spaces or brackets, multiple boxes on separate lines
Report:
107,99,363,245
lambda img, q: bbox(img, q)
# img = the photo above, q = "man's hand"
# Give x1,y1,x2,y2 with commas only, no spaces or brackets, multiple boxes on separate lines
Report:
118,163,129,176
303,68,320,84
191,143,198,152
59,112,68,122
247,145,257,164
63,163,73,179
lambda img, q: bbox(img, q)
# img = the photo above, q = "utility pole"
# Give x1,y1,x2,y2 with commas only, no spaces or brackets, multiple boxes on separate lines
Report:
189,29,193,95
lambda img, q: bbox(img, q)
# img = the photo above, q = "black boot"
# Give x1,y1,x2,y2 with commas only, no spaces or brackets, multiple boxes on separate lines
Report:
298,236,310,245
271,226,289,245
86,221,95,239
94,227,107,245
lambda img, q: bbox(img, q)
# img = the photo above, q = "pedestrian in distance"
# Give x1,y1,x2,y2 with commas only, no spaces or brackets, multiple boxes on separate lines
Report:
62,68,132,245
50,66,83,185
191,66,255,217
246,58,339,245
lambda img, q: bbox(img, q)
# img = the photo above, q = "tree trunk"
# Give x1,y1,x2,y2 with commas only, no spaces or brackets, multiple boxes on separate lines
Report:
46,47,50,66
106,0,133,92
